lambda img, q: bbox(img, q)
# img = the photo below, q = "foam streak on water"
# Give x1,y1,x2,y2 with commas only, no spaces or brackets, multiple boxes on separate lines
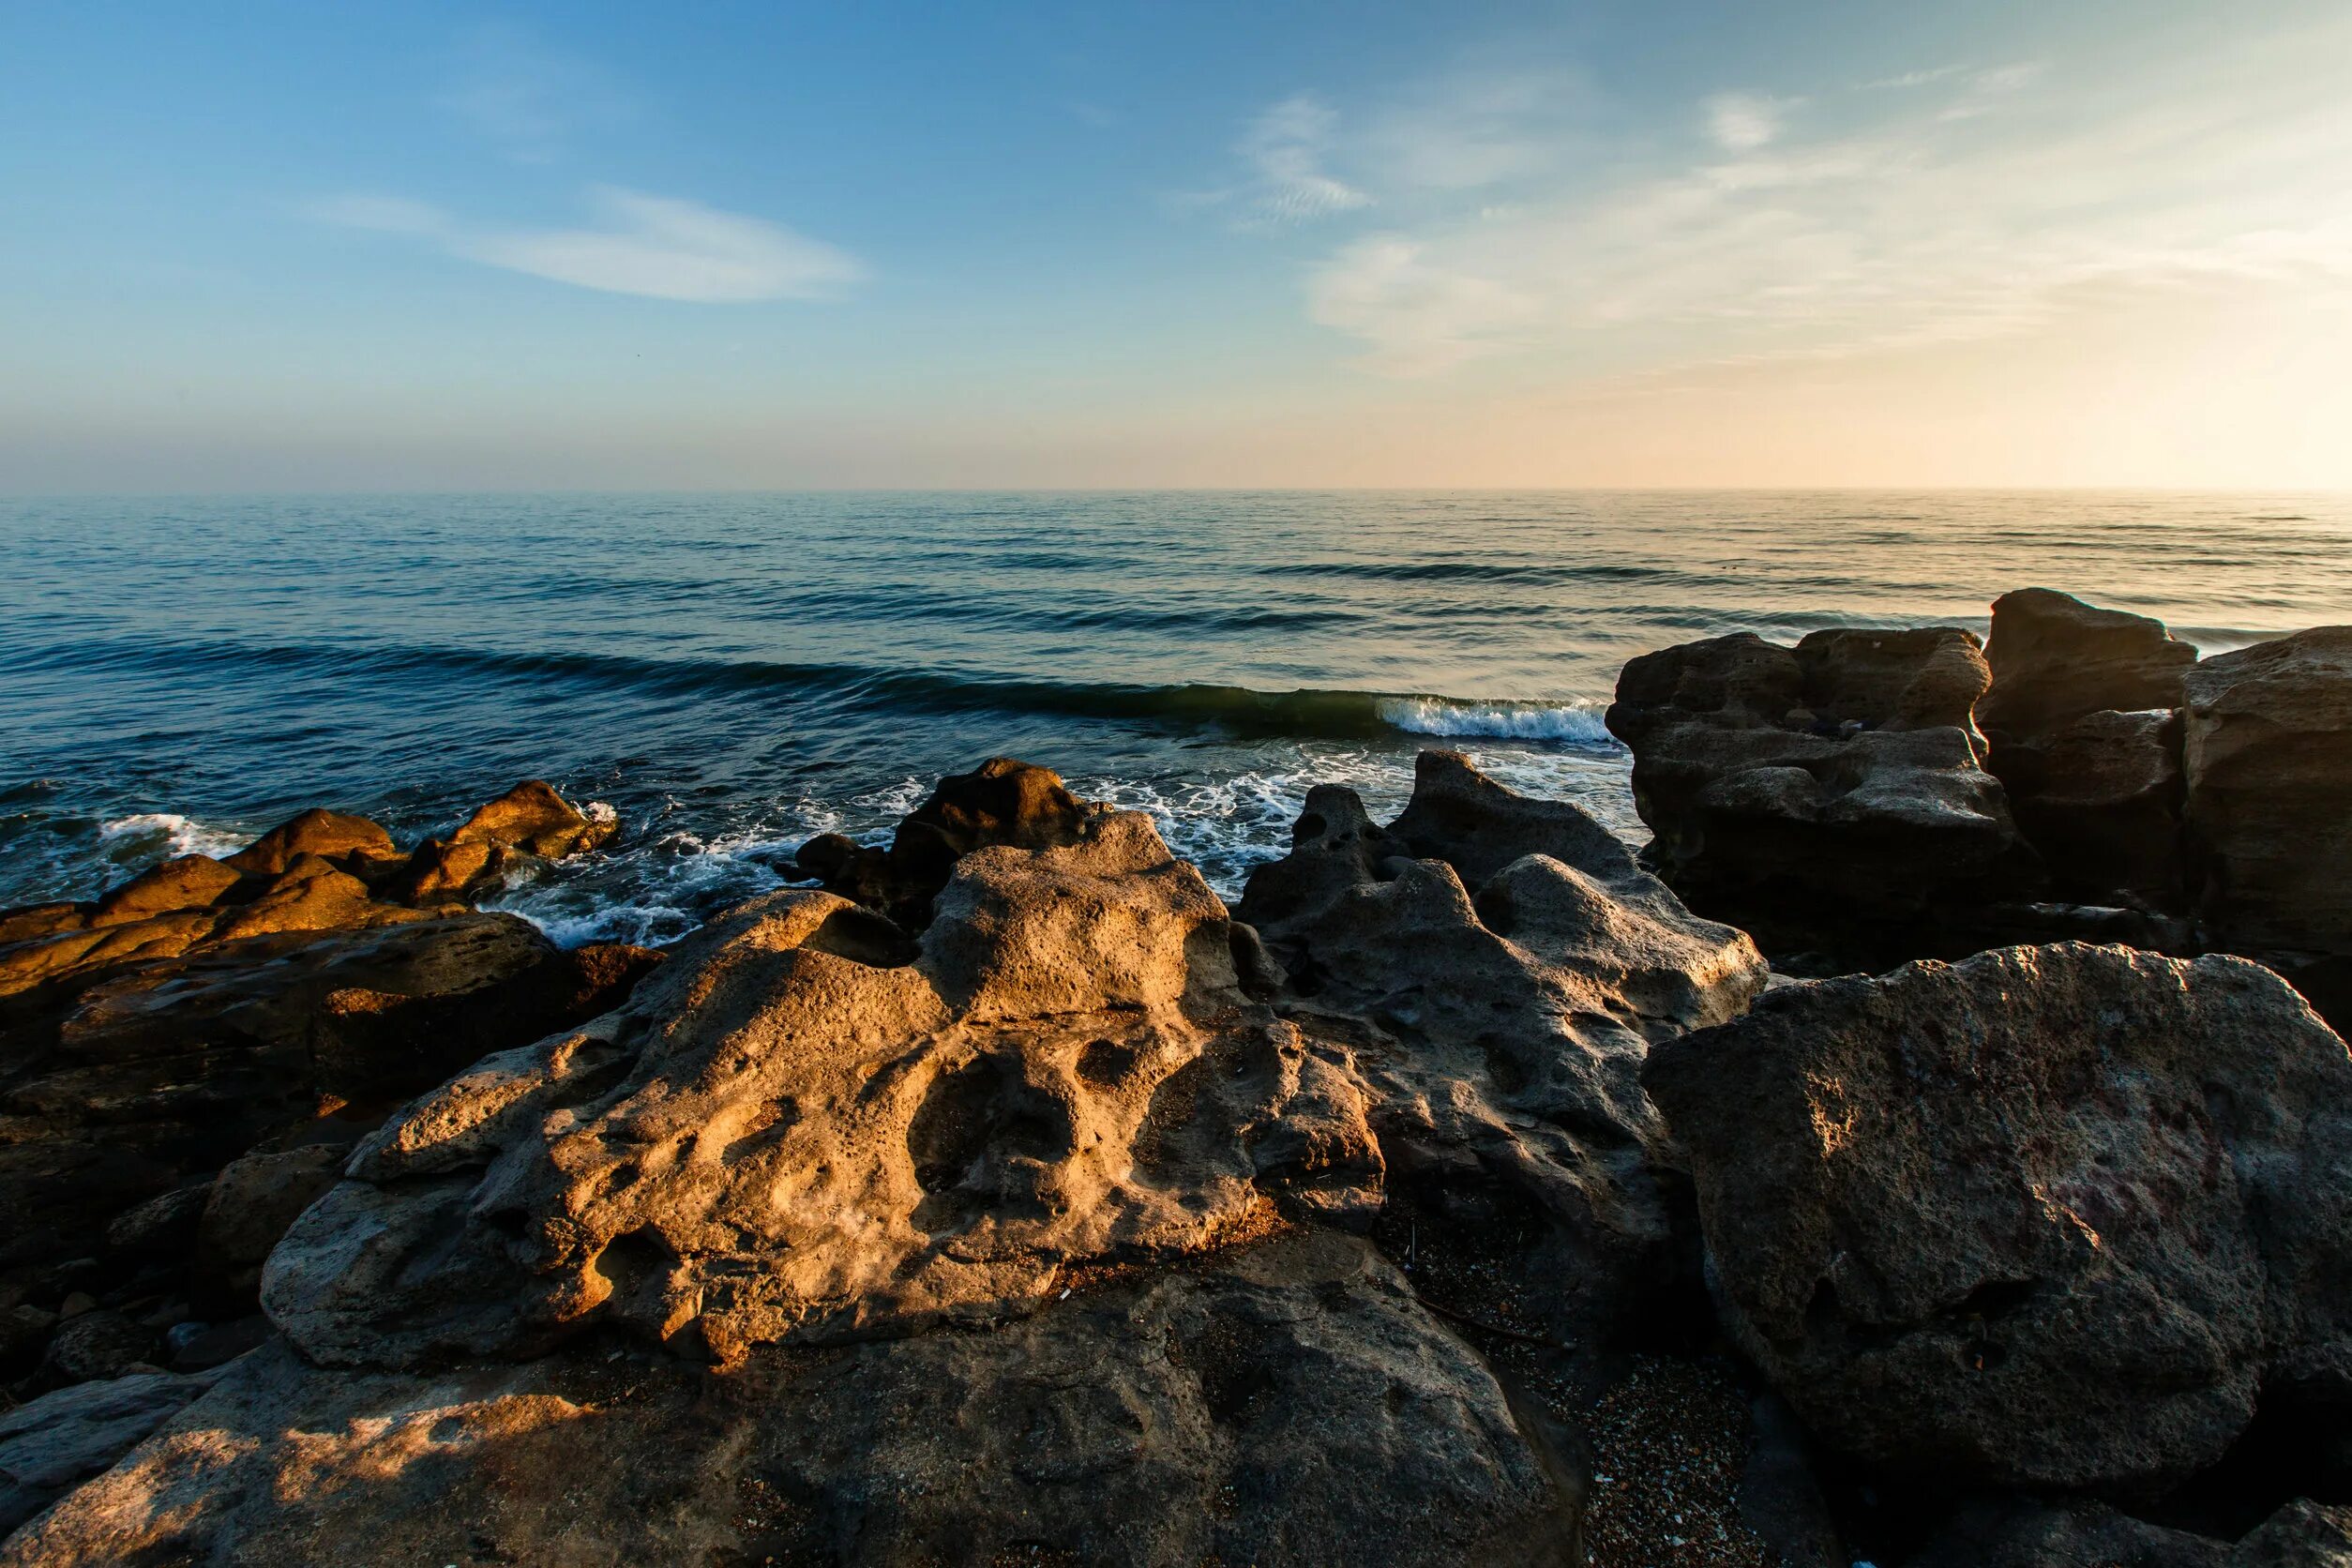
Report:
2,490,2346,941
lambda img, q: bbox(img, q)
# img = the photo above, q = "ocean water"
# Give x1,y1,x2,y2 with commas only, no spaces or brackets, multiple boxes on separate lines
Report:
3,490,2347,946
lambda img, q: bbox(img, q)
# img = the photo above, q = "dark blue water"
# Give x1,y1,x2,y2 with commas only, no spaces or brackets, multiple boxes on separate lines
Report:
5,490,2347,944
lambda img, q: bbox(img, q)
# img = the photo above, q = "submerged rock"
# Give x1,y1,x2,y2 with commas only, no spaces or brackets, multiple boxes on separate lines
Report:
1644,942,2352,1493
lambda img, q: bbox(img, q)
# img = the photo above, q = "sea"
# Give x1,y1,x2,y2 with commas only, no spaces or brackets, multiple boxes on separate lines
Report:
4,490,2348,947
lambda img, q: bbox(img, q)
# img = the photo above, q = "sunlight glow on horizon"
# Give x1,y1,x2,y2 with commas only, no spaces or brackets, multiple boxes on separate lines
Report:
3,2,2348,491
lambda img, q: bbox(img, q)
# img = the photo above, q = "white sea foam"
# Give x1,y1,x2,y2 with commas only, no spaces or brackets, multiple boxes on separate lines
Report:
98,812,249,862
1376,697,1615,744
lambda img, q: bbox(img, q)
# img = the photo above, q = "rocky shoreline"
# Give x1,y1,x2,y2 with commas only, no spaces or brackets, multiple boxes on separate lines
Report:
2,590,2349,1565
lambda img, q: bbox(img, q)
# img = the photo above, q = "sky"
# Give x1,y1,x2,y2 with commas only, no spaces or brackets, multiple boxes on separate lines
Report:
4,1,2350,491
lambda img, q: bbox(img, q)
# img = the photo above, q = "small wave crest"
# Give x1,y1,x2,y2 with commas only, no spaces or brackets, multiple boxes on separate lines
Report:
98,812,248,862
1375,697,1613,743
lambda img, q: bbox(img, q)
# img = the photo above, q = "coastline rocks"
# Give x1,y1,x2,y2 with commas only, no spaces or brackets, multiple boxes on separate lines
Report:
1978,590,2195,911
1604,626,2036,950
798,756,1091,930
2183,627,2352,955
1237,750,1766,1338
1643,942,2352,1492
10,1235,1585,1566
0,781,617,998
0,1366,229,1535
395,780,622,901
1991,705,2186,907
264,804,1380,1367
0,784,654,1401
1978,587,2197,739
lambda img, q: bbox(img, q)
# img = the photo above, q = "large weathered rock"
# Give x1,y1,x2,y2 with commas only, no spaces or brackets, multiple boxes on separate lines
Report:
1974,590,2197,912
798,756,1090,930
265,806,1379,1367
453,779,618,860
1605,626,2038,955
0,913,658,1360
1644,943,2352,1493
2183,627,2352,957
1238,750,1766,1339
1911,1496,2352,1568
0,1366,228,1535
9,1233,1585,1567
222,808,400,879
190,1145,348,1313
1979,587,2197,739
1992,705,2187,907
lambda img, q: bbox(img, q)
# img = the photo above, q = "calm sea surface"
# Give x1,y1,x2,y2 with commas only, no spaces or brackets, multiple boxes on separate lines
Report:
4,490,2347,943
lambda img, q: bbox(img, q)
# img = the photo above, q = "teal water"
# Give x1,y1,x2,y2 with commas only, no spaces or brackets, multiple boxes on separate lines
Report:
4,490,2347,943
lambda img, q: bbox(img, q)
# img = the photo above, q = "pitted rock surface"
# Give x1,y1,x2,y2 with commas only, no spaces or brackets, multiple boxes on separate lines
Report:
1238,750,1766,1336
265,807,1380,1366
10,1234,1584,1568
1645,942,2352,1492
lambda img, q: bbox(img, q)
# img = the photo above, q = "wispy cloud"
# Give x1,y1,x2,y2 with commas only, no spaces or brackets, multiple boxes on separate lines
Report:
1704,92,1800,151
441,23,628,164
1296,19,2352,379
1233,94,1371,224
1862,65,1968,91
314,187,863,303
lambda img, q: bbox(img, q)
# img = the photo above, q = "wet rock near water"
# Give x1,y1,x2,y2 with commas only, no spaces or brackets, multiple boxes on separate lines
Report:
0,780,652,1401
1603,626,2043,959
8,738,2352,1563
1606,589,2352,1036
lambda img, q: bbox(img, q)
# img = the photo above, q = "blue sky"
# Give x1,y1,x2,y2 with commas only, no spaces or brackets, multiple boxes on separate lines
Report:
5,1,2349,490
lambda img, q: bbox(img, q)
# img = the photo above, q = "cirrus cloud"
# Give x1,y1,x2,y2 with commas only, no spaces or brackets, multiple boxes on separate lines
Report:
312,186,863,303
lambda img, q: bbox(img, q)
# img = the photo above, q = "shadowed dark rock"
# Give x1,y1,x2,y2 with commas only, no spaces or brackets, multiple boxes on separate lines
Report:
1605,627,2039,957
1239,750,1766,1343
1645,942,2352,1493
1979,587,2197,739
9,1236,1587,1567
2183,626,2352,959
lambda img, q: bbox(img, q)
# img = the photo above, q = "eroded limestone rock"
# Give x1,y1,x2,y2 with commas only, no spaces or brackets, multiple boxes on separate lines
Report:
265,807,1380,1366
9,1233,1585,1567
1978,586,2197,739
2183,627,2352,956
1644,942,2352,1492
1238,750,1767,1339
1604,627,2037,955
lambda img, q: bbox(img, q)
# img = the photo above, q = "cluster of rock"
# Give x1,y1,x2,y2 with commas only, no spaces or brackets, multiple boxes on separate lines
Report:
4,612,2351,1564
0,754,1778,1563
0,779,653,1526
1606,590,2352,1032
